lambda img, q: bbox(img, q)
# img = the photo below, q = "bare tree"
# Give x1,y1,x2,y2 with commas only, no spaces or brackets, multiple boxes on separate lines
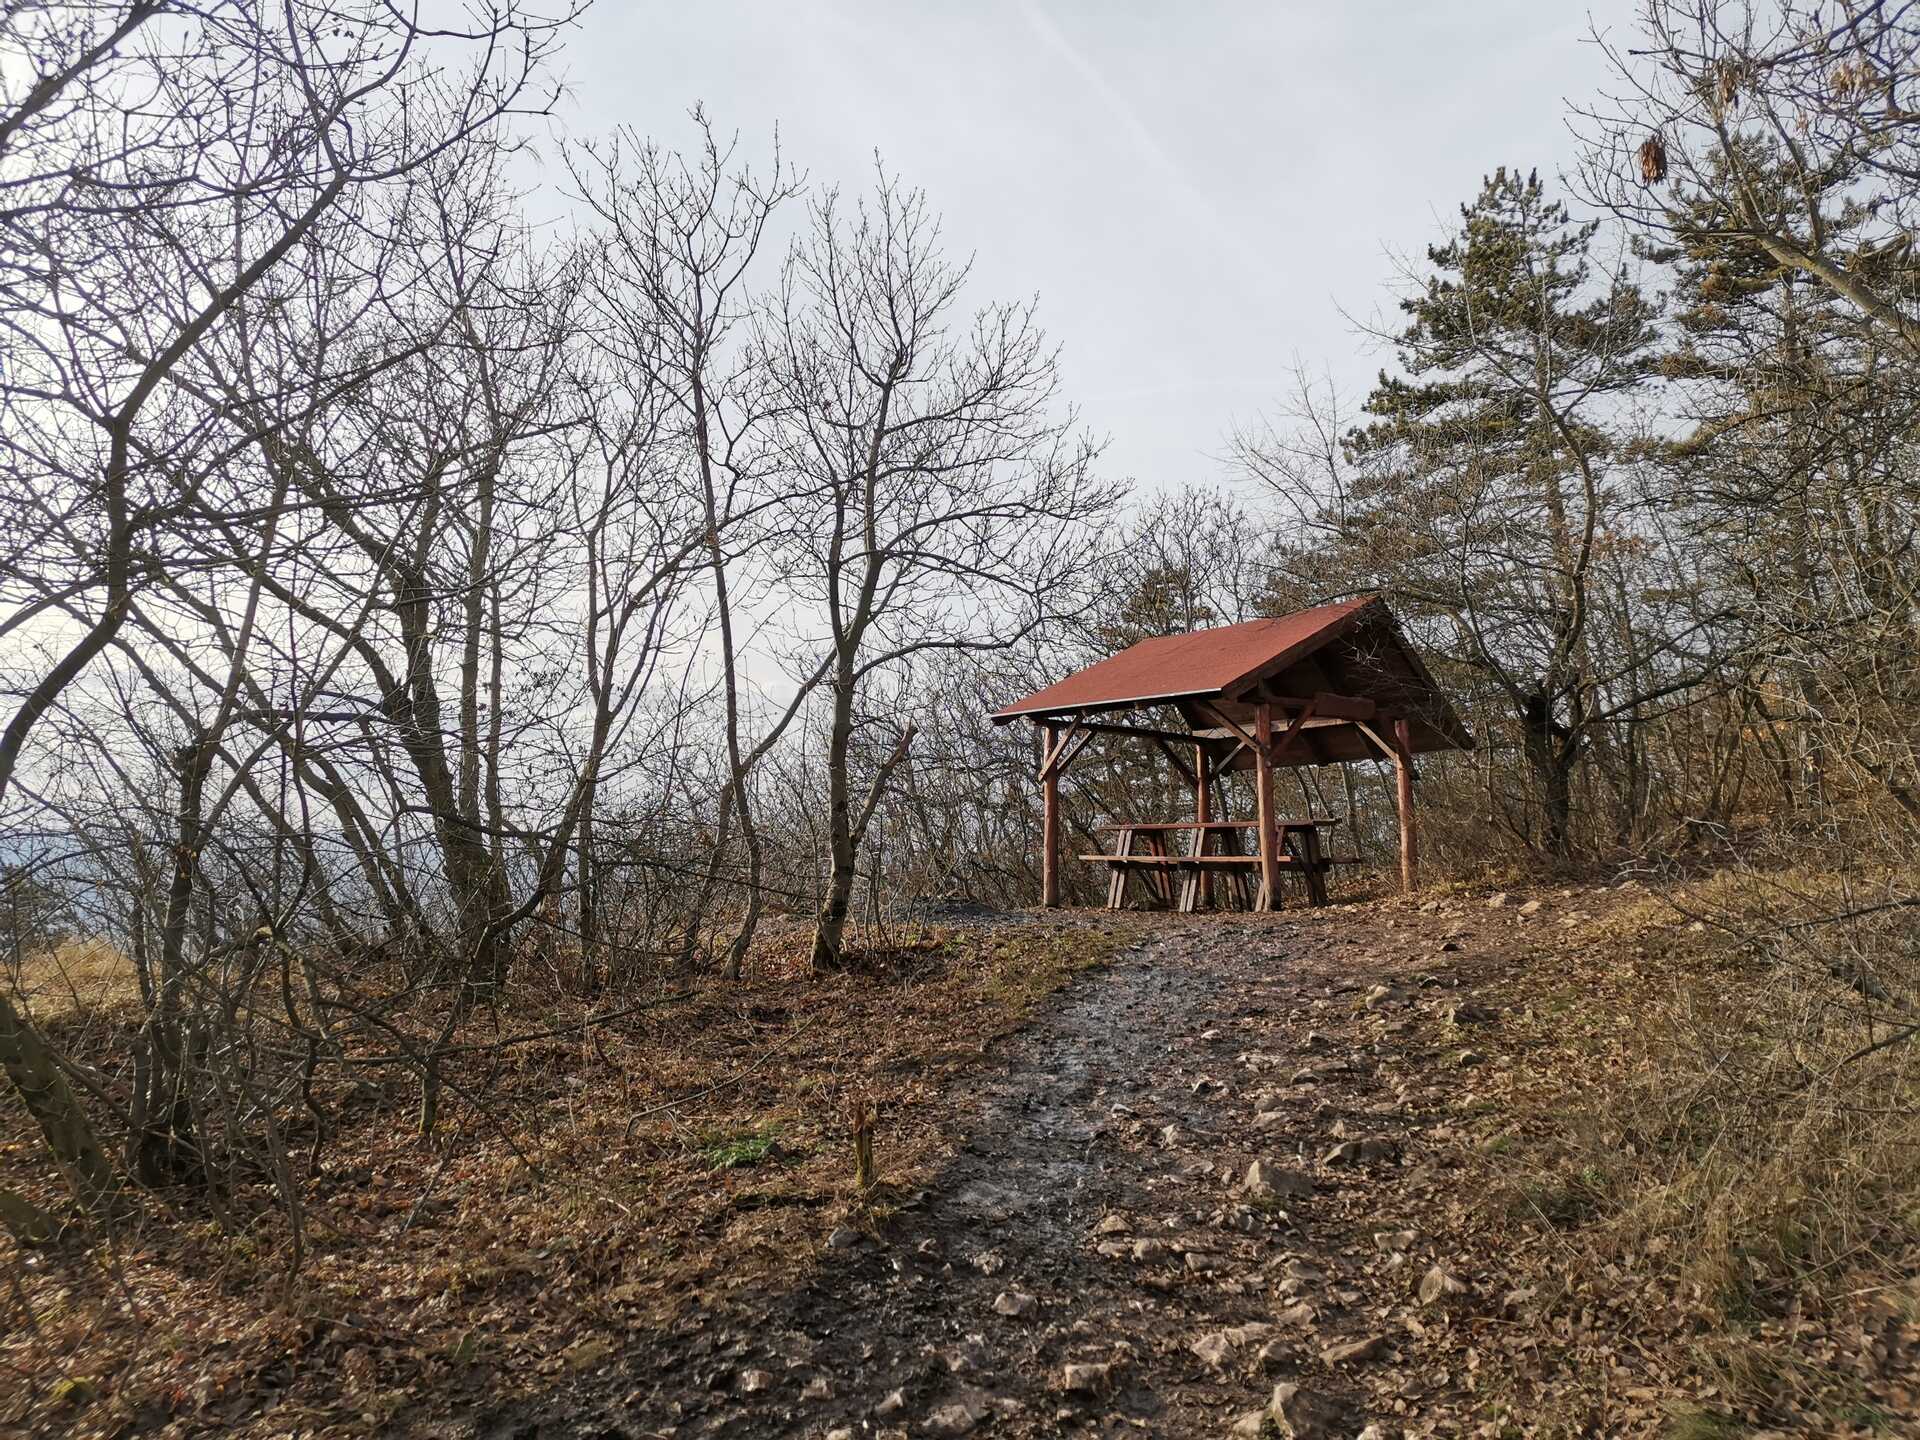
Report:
759,172,1118,967
571,116,819,978
0,0,577,1231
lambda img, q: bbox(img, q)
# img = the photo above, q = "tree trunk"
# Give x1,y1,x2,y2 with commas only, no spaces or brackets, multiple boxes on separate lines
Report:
128,733,213,1184
810,672,860,970
1394,716,1418,892
392,574,511,997
1523,692,1576,859
578,795,598,992
0,991,123,1222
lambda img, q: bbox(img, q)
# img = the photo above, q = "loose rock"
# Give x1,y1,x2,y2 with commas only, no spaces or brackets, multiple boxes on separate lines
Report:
1269,1381,1347,1438
992,1289,1037,1318
925,1397,988,1435
1243,1159,1313,1198
1059,1362,1112,1394
1253,1339,1292,1373
1320,1334,1386,1365
1323,1137,1398,1166
562,1338,612,1372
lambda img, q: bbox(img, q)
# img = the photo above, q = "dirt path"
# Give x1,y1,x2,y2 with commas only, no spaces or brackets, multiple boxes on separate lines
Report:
484,901,1508,1439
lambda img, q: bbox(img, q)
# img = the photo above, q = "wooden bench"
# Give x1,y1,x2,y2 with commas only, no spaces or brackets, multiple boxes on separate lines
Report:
1075,852,1302,911
1080,819,1362,911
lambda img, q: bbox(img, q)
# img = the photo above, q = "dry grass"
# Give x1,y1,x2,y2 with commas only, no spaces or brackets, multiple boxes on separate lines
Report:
1478,866,1920,1432
7,938,141,1020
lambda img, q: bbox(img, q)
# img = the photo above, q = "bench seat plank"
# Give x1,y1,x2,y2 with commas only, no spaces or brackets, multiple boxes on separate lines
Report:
1077,853,1321,868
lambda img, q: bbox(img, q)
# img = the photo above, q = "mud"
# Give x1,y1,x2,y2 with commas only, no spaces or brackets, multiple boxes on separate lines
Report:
481,904,1494,1439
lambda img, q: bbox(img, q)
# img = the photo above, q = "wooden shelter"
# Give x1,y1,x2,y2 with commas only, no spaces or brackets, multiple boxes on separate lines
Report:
991,596,1472,910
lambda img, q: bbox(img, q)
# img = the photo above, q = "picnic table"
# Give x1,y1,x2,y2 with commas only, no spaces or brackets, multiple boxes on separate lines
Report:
1079,818,1351,911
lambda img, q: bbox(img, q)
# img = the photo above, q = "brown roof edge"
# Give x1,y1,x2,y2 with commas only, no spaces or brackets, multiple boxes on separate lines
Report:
990,688,1214,724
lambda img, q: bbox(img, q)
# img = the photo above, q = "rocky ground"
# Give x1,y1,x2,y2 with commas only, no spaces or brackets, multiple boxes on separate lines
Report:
481,890,1571,1439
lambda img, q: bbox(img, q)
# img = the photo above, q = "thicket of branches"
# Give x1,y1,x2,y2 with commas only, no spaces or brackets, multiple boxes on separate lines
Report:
4,0,1920,1263
0,2,1117,1242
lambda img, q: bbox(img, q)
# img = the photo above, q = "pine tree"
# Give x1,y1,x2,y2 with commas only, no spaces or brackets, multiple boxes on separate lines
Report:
1346,168,1660,857
1655,145,1920,822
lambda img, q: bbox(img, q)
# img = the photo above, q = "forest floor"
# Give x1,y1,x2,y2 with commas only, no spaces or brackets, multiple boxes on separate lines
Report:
9,883,1918,1439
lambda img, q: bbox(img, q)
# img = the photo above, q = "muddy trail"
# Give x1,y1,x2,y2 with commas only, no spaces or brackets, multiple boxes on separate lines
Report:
485,903,1508,1440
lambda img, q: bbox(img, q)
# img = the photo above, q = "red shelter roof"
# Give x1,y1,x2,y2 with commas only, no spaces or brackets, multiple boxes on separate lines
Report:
991,595,1472,765
993,597,1377,718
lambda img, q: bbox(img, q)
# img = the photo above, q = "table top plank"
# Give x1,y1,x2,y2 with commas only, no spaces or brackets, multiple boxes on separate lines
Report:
1095,818,1339,832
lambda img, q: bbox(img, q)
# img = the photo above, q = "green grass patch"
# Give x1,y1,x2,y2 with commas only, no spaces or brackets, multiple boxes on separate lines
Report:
696,1124,782,1171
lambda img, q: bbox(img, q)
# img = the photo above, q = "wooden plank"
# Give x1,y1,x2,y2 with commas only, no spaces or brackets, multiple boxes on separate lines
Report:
1038,718,1089,780
1051,725,1095,778
1394,715,1418,894
1192,700,1264,755
1350,718,1397,761
1075,854,1319,868
1079,718,1220,747
1255,701,1280,911
1093,819,1335,832
1286,815,1331,905
1305,690,1378,721
1041,722,1060,907
1194,743,1212,908
1267,702,1317,769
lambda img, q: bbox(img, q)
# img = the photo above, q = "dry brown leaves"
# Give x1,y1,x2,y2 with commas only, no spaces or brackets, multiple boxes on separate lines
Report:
1,917,1127,1438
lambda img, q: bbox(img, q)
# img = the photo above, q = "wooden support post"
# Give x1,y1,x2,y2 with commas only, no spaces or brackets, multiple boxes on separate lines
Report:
1393,716,1417,894
1254,702,1281,911
1193,743,1213,908
1041,722,1060,907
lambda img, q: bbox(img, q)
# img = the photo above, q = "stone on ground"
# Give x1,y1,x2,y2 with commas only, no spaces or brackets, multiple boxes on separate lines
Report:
1269,1381,1347,1438
1319,1334,1386,1365
1323,1137,1398,1166
1060,1361,1113,1394
1242,1159,1312,1198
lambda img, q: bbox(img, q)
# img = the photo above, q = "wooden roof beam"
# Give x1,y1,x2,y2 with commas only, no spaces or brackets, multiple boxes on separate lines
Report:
1213,690,1379,722
1042,717,1228,748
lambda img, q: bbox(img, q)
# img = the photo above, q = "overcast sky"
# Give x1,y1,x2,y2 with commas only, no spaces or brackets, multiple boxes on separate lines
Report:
548,1,1634,493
